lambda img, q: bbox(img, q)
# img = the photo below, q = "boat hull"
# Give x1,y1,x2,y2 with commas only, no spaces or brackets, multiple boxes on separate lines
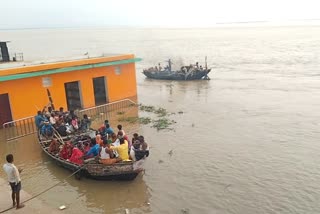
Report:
143,69,210,80
39,138,143,181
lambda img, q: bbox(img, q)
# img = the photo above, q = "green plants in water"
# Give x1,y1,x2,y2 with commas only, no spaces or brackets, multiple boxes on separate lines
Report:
152,118,176,130
118,116,152,125
139,104,155,112
154,107,168,117
139,117,152,124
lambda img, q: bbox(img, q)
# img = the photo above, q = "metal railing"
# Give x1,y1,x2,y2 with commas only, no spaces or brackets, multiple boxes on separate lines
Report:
2,116,37,141
2,99,137,142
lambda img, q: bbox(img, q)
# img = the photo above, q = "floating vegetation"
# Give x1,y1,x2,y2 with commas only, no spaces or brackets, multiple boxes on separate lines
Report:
118,116,152,125
139,117,152,125
152,118,176,130
178,111,184,114
138,104,178,130
116,111,125,115
139,104,155,112
154,107,168,117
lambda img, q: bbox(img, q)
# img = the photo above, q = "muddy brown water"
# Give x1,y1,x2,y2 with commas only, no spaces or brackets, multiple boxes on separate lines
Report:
1,26,320,213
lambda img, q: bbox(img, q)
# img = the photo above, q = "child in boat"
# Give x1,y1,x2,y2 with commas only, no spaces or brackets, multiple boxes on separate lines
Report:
99,139,120,165
117,124,125,136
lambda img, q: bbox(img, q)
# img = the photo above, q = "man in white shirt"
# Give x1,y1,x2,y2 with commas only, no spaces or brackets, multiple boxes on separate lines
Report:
3,154,24,209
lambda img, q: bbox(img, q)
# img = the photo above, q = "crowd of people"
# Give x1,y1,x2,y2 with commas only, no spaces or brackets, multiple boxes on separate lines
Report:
42,114,149,165
35,106,91,139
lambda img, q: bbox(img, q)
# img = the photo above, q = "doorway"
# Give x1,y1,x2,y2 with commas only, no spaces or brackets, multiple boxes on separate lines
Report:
64,81,82,111
93,76,108,106
0,93,13,126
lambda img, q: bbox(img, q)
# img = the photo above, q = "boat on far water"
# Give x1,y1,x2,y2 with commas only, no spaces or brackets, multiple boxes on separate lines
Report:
143,59,211,80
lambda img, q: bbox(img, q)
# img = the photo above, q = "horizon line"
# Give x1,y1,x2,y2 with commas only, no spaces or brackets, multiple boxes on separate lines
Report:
1,19,320,31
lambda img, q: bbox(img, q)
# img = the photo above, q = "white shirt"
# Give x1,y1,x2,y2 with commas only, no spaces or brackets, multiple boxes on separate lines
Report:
100,147,110,159
50,116,56,125
3,163,21,184
112,139,120,147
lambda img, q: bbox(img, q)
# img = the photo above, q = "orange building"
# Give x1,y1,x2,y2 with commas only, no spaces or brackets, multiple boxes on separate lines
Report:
0,54,141,125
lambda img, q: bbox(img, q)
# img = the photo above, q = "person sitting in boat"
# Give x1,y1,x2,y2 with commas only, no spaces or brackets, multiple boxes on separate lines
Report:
99,139,121,165
117,124,126,136
158,63,162,71
71,116,79,132
95,134,103,146
83,141,90,154
59,141,73,160
49,112,56,126
56,123,68,137
35,111,46,130
68,145,84,165
131,136,149,161
80,114,91,131
110,132,118,145
58,107,65,117
48,138,60,154
117,130,131,150
131,133,139,145
41,120,53,138
103,124,114,136
200,65,203,71
196,62,199,68
98,120,109,134
85,138,100,159
110,138,130,161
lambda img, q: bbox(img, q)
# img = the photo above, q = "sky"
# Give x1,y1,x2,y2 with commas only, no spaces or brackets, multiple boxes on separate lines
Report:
0,0,320,29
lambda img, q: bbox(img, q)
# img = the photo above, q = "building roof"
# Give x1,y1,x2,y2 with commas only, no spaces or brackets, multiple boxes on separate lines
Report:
0,54,142,82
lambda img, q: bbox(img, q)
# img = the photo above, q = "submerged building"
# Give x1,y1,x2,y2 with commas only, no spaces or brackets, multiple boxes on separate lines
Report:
0,42,141,125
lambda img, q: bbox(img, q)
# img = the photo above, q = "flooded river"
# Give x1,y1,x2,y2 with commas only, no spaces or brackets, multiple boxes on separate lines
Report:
1,26,320,213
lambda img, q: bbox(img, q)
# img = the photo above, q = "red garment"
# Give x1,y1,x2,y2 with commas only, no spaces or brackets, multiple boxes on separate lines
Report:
98,124,105,133
49,139,60,154
59,142,73,159
69,147,84,165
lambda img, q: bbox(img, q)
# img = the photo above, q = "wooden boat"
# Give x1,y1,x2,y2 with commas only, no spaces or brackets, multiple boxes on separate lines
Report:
38,130,145,181
143,59,211,80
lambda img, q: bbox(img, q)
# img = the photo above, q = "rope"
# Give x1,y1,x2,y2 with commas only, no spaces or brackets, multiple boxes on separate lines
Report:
0,163,88,213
